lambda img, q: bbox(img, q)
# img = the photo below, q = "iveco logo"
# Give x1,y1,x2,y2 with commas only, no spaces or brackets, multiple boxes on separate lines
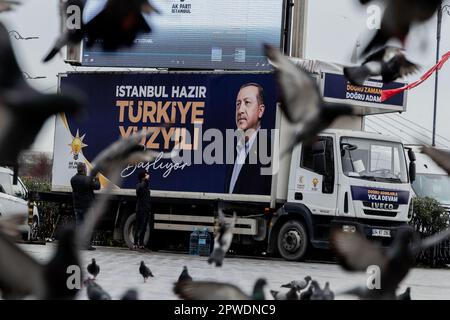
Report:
371,203,394,210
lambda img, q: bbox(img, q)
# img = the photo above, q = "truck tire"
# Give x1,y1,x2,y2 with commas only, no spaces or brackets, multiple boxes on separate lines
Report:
123,213,150,248
277,220,309,261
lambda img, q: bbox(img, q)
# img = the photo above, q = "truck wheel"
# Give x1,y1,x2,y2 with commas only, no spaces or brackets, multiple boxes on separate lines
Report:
123,213,150,248
277,220,309,261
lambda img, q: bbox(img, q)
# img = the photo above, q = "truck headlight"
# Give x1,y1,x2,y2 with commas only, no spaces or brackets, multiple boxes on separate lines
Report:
342,225,356,233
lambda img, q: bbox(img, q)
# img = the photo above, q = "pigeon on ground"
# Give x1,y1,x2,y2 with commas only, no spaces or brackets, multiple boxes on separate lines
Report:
360,0,441,55
177,266,192,283
174,278,267,300
0,226,81,300
44,0,159,62
397,287,411,300
0,21,83,165
310,281,335,300
139,261,153,283
121,289,139,300
281,276,312,291
299,282,314,301
422,147,450,175
0,0,20,13
344,46,419,86
208,211,236,267
84,279,111,300
264,44,357,155
270,287,299,300
87,258,100,280
331,226,450,300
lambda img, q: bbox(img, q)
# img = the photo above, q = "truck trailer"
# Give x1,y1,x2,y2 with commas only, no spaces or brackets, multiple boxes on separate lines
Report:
34,68,415,261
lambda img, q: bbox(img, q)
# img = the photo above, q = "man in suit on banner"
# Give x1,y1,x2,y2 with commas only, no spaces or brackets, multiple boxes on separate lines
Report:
225,83,272,196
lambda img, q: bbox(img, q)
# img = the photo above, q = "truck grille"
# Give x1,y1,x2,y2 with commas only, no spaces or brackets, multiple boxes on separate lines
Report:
363,209,398,217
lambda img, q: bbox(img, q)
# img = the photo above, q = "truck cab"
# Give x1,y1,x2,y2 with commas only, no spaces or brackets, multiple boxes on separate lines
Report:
0,167,40,240
270,129,414,261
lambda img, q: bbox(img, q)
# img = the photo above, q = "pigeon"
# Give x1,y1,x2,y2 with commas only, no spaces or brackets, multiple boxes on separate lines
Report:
331,226,450,300
344,46,419,86
397,287,411,300
264,44,357,155
299,282,314,301
270,287,299,300
422,147,450,175
0,226,81,300
177,266,192,283
0,21,83,165
174,278,267,300
44,0,160,62
360,0,442,55
208,211,236,267
310,281,335,300
84,279,111,300
139,261,153,283
0,213,26,238
281,276,312,291
87,258,100,280
0,0,20,13
121,289,139,300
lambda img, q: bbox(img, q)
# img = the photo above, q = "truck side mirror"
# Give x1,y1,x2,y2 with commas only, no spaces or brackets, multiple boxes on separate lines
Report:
408,149,416,162
409,162,416,183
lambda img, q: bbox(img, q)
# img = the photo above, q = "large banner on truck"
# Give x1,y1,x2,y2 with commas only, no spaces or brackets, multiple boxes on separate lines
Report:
54,72,278,197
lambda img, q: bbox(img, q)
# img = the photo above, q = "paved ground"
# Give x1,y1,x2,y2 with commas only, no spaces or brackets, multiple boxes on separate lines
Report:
18,243,450,300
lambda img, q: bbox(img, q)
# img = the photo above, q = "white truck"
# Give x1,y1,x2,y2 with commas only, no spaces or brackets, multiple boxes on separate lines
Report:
31,67,415,261
407,145,450,212
0,167,40,240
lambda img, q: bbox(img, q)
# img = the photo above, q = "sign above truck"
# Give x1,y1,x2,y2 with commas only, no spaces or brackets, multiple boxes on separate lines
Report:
71,0,284,70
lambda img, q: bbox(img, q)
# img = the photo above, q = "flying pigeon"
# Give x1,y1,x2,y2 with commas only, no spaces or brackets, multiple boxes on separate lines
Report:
76,129,175,247
177,266,193,283
281,276,312,291
139,261,153,283
87,258,100,280
331,226,450,299
208,211,236,267
360,0,441,55
174,278,267,300
0,21,83,165
270,287,299,300
44,0,160,62
264,44,357,155
344,46,419,86
0,0,20,13
0,226,81,300
84,279,111,300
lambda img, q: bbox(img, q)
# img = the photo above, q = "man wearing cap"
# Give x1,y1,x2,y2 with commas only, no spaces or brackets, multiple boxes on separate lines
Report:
70,162,101,250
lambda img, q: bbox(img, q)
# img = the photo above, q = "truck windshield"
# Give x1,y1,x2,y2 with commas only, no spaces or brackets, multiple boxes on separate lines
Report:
412,174,450,204
341,137,408,183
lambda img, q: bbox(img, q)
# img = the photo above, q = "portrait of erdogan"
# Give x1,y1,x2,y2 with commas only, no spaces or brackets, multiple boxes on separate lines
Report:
224,83,272,195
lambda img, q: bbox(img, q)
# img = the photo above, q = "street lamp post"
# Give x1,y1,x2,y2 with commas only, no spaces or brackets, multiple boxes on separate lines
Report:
433,3,450,146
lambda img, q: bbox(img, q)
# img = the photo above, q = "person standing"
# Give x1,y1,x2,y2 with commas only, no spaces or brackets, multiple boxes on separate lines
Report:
134,170,151,250
70,162,101,250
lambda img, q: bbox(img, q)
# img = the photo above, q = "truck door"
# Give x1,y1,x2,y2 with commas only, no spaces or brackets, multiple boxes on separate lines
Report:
0,172,28,216
292,136,338,216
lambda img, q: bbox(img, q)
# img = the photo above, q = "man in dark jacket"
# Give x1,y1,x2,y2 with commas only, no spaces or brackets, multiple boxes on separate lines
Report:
134,170,151,250
70,162,100,250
